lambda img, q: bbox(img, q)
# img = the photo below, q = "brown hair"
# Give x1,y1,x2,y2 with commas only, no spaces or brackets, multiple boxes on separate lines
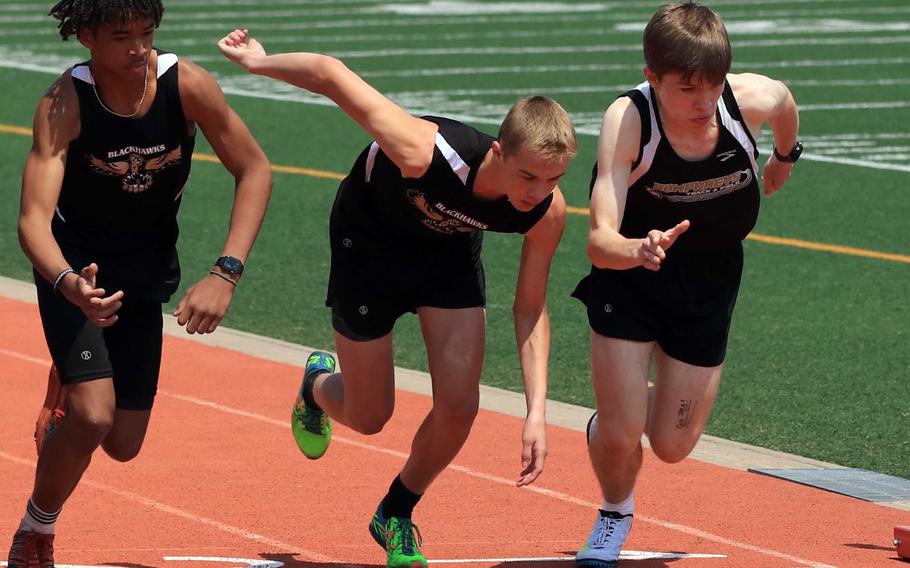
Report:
498,96,577,161
643,2,731,85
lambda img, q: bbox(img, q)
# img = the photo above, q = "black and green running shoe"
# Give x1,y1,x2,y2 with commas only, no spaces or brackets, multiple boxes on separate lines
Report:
369,505,427,568
291,351,336,459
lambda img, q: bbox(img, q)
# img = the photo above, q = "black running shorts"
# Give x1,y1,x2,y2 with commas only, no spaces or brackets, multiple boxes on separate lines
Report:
326,228,486,342
572,244,744,367
34,271,163,410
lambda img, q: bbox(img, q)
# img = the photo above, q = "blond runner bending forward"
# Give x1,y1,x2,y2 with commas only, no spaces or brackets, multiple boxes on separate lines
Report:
219,29,577,568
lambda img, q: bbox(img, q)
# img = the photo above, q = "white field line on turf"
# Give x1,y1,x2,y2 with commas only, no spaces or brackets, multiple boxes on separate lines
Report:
802,133,910,141
0,0,881,11
0,4,840,22
8,50,909,77
0,3,612,23
0,0,871,8
0,54,908,174
0,0,884,22
357,56,910,77
253,35,910,59
13,33,910,51
0,13,671,34
6,51,910,113
0,450,358,567
0,0,407,8
815,146,910,155
386,78,910,99
4,10,899,34
0,4,613,24
12,34,910,57
0,344,840,567
799,101,910,111
618,19,910,34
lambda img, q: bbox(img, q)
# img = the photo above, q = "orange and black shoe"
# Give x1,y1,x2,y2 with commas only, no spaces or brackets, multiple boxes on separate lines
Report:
35,365,65,455
7,528,55,568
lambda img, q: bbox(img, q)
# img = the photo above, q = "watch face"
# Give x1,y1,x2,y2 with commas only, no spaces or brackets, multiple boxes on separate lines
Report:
218,256,244,275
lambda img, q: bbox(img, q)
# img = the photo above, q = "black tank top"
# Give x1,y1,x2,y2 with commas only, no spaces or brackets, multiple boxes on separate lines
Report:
53,50,195,300
331,116,553,255
612,80,760,252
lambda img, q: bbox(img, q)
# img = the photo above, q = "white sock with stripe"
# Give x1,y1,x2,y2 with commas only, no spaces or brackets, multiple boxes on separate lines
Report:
19,497,60,534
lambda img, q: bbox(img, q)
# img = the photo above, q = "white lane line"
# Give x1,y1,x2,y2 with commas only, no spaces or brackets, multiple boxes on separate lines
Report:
0,345,839,568
0,450,358,567
160,391,836,568
427,550,728,563
0,347,48,366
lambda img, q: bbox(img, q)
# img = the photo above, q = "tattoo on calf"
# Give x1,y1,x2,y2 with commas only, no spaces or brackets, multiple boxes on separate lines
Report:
676,399,697,429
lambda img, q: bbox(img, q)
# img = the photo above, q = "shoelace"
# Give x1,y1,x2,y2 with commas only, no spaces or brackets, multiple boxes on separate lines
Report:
398,519,423,556
301,406,325,435
592,516,619,548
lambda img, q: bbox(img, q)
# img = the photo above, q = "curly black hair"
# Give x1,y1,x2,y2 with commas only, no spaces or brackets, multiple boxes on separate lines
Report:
49,0,164,41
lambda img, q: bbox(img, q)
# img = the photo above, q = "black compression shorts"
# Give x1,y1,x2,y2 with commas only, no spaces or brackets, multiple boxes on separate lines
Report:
34,271,163,410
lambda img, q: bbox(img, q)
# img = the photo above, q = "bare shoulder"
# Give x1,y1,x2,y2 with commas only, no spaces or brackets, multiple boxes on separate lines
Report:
177,57,214,84
728,72,787,114
604,96,638,127
177,58,227,120
34,70,80,147
600,95,641,165
177,58,221,96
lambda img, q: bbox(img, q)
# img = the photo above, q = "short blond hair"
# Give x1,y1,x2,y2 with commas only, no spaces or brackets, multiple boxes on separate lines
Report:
498,96,577,161
644,2,731,85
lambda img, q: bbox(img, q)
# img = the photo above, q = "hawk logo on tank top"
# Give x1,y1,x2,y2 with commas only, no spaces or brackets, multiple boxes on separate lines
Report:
405,188,488,234
87,144,184,194
645,169,753,203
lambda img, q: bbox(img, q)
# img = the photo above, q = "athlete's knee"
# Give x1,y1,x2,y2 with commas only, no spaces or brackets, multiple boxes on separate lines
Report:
649,431,699,464
68,407,115,444
101,437,145,462
592,421,641,459
431,396,479,429
346,410,393,435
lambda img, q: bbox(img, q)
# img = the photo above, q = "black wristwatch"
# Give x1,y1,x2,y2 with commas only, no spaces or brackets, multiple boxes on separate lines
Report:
773,141,803,163
214,255,245,276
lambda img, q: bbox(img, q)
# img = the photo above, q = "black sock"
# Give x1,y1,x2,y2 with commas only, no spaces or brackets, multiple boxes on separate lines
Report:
302,371,322,411
380,475,422,519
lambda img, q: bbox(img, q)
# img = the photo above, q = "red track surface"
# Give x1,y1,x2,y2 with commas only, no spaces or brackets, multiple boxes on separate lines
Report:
0,296,905,568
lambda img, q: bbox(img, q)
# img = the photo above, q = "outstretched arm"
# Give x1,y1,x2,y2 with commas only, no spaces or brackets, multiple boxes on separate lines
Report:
512,189,567,487
728,72,800,195
218,29,438,178
173,59,273,334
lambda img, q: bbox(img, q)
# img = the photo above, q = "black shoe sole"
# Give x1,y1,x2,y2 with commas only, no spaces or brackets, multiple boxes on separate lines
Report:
576,559,616,568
